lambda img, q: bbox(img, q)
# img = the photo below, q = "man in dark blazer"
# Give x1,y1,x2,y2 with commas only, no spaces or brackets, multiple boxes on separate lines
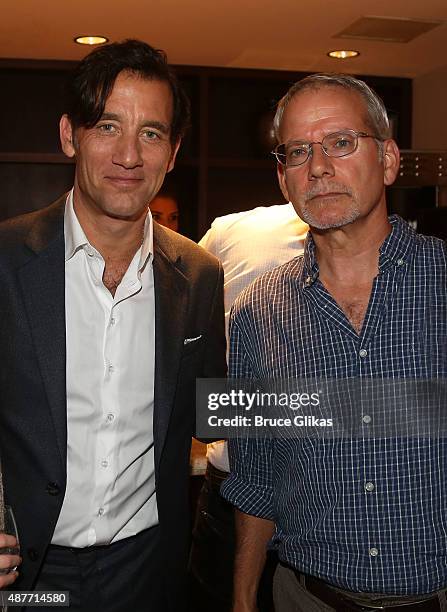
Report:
0,40,226,611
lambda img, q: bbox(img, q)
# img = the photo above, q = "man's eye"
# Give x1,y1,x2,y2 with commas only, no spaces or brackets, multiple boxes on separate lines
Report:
143,130,160,140
98,124,116,133
289,146,308,158
333,137,352,149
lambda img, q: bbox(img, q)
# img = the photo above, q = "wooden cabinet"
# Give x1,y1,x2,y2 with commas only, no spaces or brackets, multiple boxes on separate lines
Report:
0,60,413,240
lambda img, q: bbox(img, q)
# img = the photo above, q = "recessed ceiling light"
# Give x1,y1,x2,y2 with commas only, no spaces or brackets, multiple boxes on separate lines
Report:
327,49,360,59
74,36,108,46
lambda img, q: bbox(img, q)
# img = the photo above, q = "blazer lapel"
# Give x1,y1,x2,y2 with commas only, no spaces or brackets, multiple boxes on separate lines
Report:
152,225,189,470
18,199,67,468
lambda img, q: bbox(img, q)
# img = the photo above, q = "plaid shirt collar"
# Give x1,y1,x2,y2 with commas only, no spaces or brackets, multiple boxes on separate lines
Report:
301,214,416,290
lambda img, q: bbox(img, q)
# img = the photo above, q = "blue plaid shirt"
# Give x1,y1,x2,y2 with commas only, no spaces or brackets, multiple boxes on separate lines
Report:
221,216,447,594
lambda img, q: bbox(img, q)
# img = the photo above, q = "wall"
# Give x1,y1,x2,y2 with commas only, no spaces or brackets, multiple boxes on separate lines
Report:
413,63,447,150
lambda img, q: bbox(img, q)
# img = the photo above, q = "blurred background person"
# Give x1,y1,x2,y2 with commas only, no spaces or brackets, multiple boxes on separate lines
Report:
189,202,308,612
149,185,180,232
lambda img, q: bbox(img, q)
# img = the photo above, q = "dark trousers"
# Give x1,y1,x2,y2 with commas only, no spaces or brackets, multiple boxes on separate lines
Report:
26,526,171,612
273,565,447,612
188,463,276,612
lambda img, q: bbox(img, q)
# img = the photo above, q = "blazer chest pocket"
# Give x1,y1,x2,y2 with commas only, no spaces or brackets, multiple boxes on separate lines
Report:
181,334,204,359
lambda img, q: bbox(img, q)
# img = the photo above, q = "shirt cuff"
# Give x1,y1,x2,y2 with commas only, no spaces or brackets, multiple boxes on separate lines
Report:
220,472,275,520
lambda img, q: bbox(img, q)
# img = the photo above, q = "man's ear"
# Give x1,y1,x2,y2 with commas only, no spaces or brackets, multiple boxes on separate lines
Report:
59,115,76,158
383,139,400,186
167,138,182,173
277,162,290,202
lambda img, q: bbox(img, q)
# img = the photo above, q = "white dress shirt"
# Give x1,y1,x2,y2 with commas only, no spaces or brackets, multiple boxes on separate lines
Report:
199,203,308,472
52,191,157,547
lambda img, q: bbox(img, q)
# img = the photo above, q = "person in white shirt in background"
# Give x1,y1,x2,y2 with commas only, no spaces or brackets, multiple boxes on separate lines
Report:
189,203,308,612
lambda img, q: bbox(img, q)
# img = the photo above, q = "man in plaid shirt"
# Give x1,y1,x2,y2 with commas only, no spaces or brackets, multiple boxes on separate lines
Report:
222,74,447,612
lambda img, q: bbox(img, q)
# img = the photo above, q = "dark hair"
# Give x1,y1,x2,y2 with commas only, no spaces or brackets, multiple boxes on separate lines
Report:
65,39,190,143
155,179,179,203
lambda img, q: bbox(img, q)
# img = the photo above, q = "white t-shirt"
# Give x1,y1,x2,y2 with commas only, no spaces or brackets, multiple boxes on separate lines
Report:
199,203,308,472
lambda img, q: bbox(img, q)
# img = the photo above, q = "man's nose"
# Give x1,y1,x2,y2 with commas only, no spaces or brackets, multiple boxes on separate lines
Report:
112,133,143,168
307,144,335,180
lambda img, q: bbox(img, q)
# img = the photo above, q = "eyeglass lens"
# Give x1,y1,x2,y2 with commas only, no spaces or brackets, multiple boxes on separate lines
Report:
278,131,360,167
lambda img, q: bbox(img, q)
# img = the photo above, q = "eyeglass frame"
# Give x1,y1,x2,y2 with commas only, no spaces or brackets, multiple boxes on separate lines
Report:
271,129,384,167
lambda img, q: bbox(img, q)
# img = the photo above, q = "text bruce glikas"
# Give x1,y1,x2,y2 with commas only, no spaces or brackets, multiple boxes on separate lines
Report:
204,389,333,430
207,389,320,411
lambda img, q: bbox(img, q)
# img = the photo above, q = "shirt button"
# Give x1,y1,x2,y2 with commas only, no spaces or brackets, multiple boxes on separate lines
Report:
397,258,405,266
46,482,61,496
101,460,109,468
98,508,105,516
87,251,94,258
363,415,372,424
106,413,115,423
108,365,114,373
365,482,375,492
369,547,379,557
110,317,116,326
359,349,368,358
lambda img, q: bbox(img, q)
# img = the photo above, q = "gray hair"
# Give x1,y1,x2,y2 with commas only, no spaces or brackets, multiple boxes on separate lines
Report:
273,73,391,144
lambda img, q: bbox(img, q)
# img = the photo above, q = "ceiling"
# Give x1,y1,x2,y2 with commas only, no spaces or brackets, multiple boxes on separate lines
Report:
2,0,446,78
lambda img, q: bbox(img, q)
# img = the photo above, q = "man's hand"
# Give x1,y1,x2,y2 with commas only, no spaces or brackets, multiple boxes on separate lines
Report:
0,534,21,588
232,510,275,612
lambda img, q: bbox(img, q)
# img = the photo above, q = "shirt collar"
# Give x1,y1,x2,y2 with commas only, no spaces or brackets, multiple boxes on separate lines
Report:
64,188,154,271
300,214,416,290
301,233,320,289
378,215,416,272
138,211,154,273
64,189,88,261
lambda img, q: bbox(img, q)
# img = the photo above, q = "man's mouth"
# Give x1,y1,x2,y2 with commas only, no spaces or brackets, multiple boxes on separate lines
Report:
106,176,144,186
308,191,348,201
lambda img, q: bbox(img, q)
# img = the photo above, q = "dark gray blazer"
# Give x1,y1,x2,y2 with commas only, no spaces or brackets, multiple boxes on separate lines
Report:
0,195,226,598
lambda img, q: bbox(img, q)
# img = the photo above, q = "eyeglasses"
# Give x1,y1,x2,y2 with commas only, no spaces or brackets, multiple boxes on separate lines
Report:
271,130,382,167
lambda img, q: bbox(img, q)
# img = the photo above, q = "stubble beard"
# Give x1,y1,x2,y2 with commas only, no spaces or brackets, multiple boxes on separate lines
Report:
298,184,361,230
